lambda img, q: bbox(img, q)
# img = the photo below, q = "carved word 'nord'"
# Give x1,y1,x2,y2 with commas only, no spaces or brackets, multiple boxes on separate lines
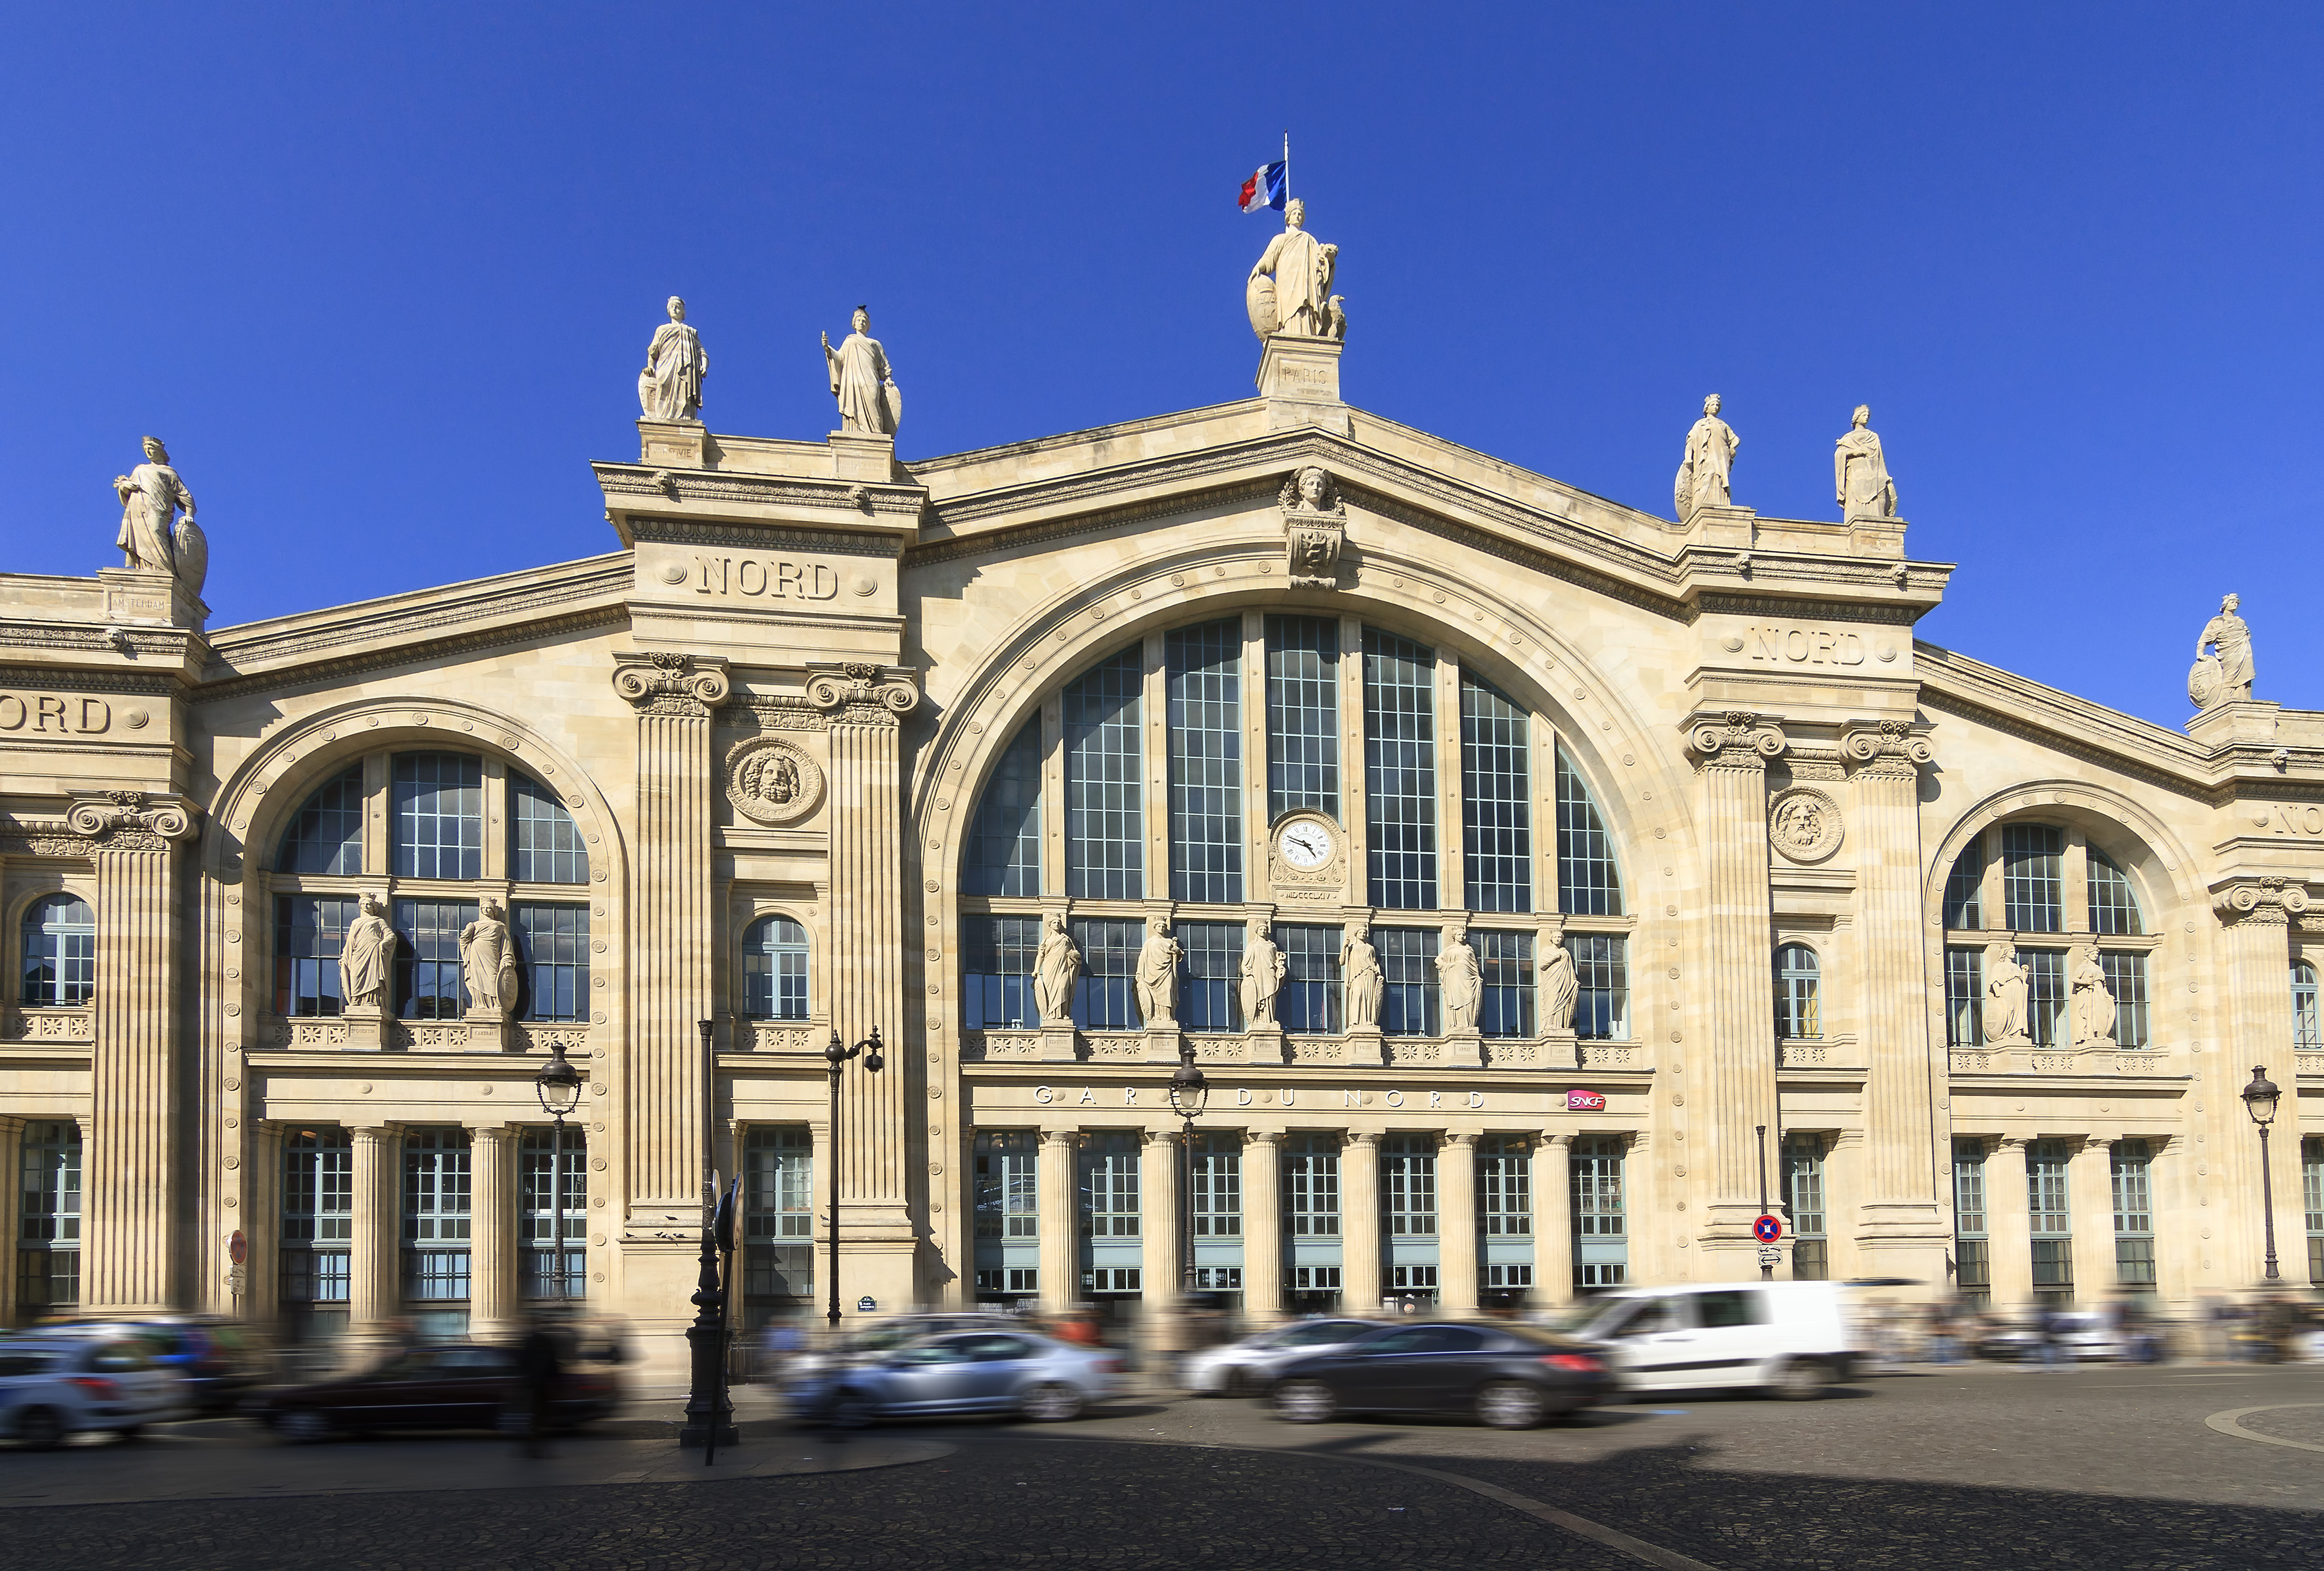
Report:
0,694,111,734
694,556,840,601
1746,626,1868,667
2258,803,2324,837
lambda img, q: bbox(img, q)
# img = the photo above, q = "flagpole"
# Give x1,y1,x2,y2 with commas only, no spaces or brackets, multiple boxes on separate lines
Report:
1283,130,1291,205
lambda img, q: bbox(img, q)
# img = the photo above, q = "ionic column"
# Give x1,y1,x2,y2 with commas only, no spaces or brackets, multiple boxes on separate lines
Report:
2212,879,2307,1283
1536,1134,1575,1305
1439,1133,1479,1313
1140,1128,1182,1300
348,1126,400,1333
468,1125,517,1337
0,1117,22,1326
1682,716,1783,1255
609,653,730,1223
1341,1132,1381,1314
2067,1136,2116,1306
1242,1131,1284,1322
70,792,199,1310
1038,1130,1078,1312
1842,723,1949,1289
1985,1138,2033,1309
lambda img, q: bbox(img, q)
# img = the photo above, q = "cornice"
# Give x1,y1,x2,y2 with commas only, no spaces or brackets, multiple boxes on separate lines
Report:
595,464,924,521
0,623,196,660
196,604,629,706
617,515,905,558
1914,642,2210,797
1693,593,1925,627
0,665,178,697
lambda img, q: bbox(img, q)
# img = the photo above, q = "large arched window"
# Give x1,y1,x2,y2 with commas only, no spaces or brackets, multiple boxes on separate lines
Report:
742,916,811,1020
268,752,591,1022
1774,943,1821,1040
959,619,1630,1042
1940,822,2152,1049
19,895,95,1007
2295,960,2320,1052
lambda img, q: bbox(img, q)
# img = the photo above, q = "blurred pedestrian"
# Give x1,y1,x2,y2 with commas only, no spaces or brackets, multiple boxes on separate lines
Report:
515,1311,562,1458
2036,1302,2066,1372
761,1315,804,1386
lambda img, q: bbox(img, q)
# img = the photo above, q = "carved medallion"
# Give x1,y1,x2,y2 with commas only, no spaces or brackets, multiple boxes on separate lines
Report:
1278,467,1347,589
1767,787,1844,863
724,737,825,826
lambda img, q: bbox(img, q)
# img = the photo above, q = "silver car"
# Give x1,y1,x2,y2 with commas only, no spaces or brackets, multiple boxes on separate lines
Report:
0,1333,186,1448
1182,1319,1386,1396
808,1330,1120,1424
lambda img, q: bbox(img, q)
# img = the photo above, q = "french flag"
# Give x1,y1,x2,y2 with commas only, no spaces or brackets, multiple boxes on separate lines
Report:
1238,159,1287,214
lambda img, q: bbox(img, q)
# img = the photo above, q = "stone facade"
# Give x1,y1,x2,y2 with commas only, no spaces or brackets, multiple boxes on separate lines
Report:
4,335,2320,1373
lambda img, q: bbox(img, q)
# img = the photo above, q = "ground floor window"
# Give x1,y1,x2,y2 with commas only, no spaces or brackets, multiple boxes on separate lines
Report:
402,1127,472,1334
1571,1135,1626,1288
2303,1137,2323,1287
16,1120,80,1318
2111,1139,2156,1290
1784,1135,1828,1282
281,1127,352,1340
1952,1139,1989,1307
2027,1139,2073,1300
519,1127,587,1301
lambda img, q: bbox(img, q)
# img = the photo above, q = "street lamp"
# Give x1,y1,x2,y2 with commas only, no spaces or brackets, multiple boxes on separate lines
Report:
824,1025,884,1333
680,1019,738,1452
1167,1047,1208,1299
533,1042,583,1304
2240,1065,2283,1282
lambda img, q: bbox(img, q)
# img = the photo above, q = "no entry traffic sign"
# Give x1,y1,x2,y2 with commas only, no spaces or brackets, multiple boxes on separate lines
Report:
1753,1214,1783,1244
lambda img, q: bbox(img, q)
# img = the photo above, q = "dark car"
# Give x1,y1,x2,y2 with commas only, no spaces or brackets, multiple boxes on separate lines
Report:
1271,1321,1612,1429
247,1342,622,1442
42,1315,267,1414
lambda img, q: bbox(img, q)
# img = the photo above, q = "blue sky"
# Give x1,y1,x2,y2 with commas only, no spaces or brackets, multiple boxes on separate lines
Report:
2,5,2314,728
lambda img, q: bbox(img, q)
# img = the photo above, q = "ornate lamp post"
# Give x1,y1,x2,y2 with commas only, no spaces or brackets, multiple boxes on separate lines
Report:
2240,1065,2283,1282
533,1042,583,1303
824,1026,884,1333
1167,1047,1208,1299
679,1020,738,1452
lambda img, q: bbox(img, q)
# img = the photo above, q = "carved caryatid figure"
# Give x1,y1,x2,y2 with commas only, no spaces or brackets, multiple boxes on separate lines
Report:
112,436,201,587
342,894,399,1012
1239,917,1287,1028
460,899,519,1019
638,296,708,422
1246,198,1338,339
1985,942,2030,1045
1673,394,1739,519
1032,913,1081,1024
1834,404,1897,520
822,306,900,435
1539,941,1580,1033
1134,917,1183,1027
1437,926,1482,1032
2191,593,2255,709
2070,943,2117,1047
1342,923,1383,1030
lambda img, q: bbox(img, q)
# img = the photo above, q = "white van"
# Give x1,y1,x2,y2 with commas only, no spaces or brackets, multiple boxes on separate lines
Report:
1559,1281,1865,1399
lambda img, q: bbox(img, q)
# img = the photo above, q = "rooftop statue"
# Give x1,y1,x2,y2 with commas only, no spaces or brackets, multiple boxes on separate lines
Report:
1674,394,1738,519
638,296,708,422
1834,404,1897,520
2190,593,2254,710
112,436,205,593
1245,198,1339,340
822,306,901,436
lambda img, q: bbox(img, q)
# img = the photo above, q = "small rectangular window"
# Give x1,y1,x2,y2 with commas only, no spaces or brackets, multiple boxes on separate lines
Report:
392,753,484,880
513,904,590,1023
1177,922,1244,1032
974,1130,1039,1241
1284,1133,1340,1237
2000,824,2064,933
1478,1135,1531,1236
1568,934,1629,1040
401,1128,472,1304
2087,852,2142,935
1944,947,1985,1047
1473,930,1535,1038
1192,1132,1241,1238
1079,1132,1141,1239
1376,927,1440,1037
1277,924,1343,1034
2024,949,2068,1048
511,774,588,885
2111,1139,2155,1288
743,1125,814,1302
1070,917,1143,1030
2101,951,2149,1049
1571,1136,1625,1238
519,1127,587,1300
1383,1135,1437,1237
393,898,477,1021
963,916,1041,1031
275,896,360,1017
16,1121,82,1314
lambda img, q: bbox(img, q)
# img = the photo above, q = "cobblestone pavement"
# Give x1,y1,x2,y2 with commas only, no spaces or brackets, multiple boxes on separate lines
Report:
4,1362,2320,1569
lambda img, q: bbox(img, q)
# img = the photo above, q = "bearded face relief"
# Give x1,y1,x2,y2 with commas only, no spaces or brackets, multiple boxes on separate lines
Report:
725,737,824,825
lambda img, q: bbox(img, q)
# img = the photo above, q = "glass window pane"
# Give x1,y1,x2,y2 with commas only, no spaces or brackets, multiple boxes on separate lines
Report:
1363,629,1437,909
1774,943,1821,1040
1071,917,1143,1030
401,1128,472,1302
1478,1135,1531,1236
1473,929,1535,1038
1265,615,1339,818
1567,933,1629,1040
1192,1132,1241,1237
513,904,590,1023
1944,947,1985,1047
2024,949,2068,1047
1942,835,1983,929
963,916,1042,1031
1377,927,1439,1037
974,1130,1040,1240
393,898,477,1020
1571,1136,1625,1239
1177,921,1244,1031
1064,647,1144,899
2295,961,2321,1052
1555,746,1622,915
2086,851,2143,935
392,753,484,880
276,765,365,876
275,895,360,1017
964,720,1043,897
1460,677,1531,913
745,1126,814,1300
2000,824,2063,933
743,916,811,1021
18,895,95,1008
511,771,588,885
1167,620,1244,904
519,1127,588,1300
1383,1135,1437,1236
2099,951,2149,1049
1277,924,1342,1033
1284,1133,1340,1237
1079,1132,1141,1239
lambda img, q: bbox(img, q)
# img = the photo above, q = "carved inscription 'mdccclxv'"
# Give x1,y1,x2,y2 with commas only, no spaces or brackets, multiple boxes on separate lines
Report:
694,556,840,601
0,694,112,734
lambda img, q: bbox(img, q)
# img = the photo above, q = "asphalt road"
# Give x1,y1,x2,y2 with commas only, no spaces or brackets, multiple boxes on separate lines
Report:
4,1362,2320,1570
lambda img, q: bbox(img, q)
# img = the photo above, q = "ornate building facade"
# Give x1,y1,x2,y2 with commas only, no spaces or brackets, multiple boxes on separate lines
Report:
3,300,2320,1370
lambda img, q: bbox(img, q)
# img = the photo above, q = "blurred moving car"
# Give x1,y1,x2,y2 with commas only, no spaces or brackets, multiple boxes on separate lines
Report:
247,1342,623,1441
1565,1281,1864,1399
1271,1322,1612,1429
42,1315,266,1413
778,1311,1020,1389
0,1332,187,1448
1182,1318,1384,1396
1971,1310,2126,1363
796,1329,1119,1424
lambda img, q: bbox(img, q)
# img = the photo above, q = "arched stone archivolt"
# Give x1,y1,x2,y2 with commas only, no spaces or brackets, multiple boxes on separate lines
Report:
1921,779,2203,927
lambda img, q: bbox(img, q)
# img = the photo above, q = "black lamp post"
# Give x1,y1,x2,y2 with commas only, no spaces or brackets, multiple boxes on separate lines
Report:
1167,1047,1208,1299
824,1026,884,1333
533,1042,583,1304
679,1019,738,1452
2240,1065,2283,1282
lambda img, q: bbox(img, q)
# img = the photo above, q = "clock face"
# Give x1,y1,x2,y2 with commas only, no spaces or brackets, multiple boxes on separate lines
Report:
1276,818,1336,871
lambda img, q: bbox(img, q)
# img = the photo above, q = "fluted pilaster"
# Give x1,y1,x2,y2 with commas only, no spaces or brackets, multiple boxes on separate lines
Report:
2212,877,2308,1282
1537,1133,1574,1304
1341,1132,1381,1313
348,1125,399,1332
1242,1131,1283,1320
1038,1129,1077,1312
1438,1132,1479,1313
469,1125,516,1336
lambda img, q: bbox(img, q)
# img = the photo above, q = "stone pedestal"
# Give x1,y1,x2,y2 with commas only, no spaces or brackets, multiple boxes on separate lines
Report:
1143,1026,1184,1066
637,418,707,469
1039,1024,1080,1064
1440,1030,1485,1069
463,1012,515,1052
1845,513,1908,557
1245,1026,1287,1066
1344,1027,1385,1068
1679,503,1756,549
1540,1032,1582,1072
1255,336,1349,433
829,431,898,483
342,1003,391,1052
95,566,206,630
2185,700,2281,748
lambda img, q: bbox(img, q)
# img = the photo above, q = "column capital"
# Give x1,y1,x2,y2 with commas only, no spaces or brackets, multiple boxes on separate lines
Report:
1039,1128,1080,1149
1245,1129,1282,1147
66,790,200,847
1840,718,1934,778
1343,1130,1381,1149
347,1123,399,1145
466,1121,519,1143
611,650,730,715
806,661,920,723
1684,710,1786,772
1140,1127,1178,1148
1442,1130,1478,1149
2213,876,2309,929
1547,1131,1577,1149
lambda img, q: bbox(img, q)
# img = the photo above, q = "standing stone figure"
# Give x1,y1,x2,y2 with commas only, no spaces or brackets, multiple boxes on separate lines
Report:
1834,404,1897,520
1032,913,1081,1025
1341,924,1383,1030
1239,917,1287,1028
1539,941,1580,1033
112,436,202,589
2190,593,2255,709
1246,198,1338,339
821,306,901,436
460,899,519,1019
342,894,399,1012
1985,942,2030,1045
1134,917,1183,1027
1437,926,1482,1032
638,296,708,422
1673,394,1739,519
2070,944,2116,1047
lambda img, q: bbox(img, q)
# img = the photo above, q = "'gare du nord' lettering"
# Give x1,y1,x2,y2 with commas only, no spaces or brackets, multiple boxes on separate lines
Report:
693,555,840,600
0,693,110,733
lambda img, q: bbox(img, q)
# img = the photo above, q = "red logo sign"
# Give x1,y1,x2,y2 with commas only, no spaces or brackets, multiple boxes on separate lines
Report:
1566,1089,1606,1112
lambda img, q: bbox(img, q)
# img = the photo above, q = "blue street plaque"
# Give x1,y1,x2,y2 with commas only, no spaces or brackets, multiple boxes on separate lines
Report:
857,1296,878,1312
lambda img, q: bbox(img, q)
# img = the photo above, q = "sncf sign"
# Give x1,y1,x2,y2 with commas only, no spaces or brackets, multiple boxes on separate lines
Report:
1566,1089,1606,1112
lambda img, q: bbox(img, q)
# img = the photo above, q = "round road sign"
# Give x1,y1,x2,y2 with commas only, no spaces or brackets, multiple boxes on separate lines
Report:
1753,1214,1783,1244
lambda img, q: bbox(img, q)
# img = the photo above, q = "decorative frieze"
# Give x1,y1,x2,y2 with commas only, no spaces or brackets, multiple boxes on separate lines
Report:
0,1009,94,1043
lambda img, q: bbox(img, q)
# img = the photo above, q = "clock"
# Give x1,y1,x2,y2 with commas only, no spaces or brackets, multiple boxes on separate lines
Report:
1273,815,1340,872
